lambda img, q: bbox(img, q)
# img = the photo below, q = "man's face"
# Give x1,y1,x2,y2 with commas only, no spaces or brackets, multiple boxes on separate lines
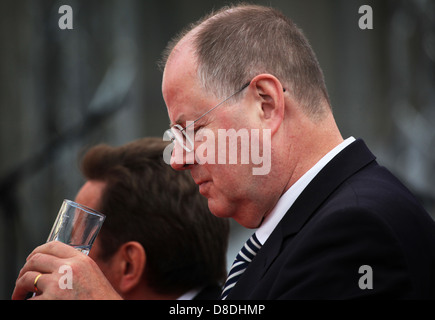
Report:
162,41,272,228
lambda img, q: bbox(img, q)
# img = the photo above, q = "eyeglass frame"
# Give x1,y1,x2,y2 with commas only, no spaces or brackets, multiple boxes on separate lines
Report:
164,82,250,152
164,79,286,153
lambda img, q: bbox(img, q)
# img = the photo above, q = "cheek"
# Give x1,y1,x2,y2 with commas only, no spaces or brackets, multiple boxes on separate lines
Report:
219,108,253,130
89,239,117,285
209,164,255,200
92,256,120,290
206,167,263,225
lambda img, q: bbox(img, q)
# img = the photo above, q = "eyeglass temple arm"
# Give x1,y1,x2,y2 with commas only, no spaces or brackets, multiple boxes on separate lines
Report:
180,81,285,133
181,82,251,133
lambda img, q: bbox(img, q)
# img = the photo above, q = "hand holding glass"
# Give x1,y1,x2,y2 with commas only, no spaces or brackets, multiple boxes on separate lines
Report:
47,199,105,255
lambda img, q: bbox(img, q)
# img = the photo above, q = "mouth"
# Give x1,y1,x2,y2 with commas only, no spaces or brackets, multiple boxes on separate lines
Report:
195,179,209,185
195,179,212,194
196,180,211,187
192,173,210,186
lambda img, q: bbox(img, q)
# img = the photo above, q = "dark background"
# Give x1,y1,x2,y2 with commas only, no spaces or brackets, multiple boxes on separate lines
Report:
1,0,434,299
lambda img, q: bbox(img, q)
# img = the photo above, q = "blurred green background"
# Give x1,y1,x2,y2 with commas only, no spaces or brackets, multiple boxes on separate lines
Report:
1,0,434,299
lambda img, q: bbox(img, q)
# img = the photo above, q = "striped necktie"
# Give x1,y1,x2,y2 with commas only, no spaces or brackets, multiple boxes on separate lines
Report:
221,233,262,300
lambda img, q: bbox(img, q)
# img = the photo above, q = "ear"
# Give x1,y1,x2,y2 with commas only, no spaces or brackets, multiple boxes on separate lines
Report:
117,241,146,294
250,74,285,136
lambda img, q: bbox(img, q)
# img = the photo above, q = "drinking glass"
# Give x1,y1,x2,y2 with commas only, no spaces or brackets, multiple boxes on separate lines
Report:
47,199,105,255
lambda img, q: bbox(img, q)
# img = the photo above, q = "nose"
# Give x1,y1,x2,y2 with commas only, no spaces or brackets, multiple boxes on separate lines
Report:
170,143,194,171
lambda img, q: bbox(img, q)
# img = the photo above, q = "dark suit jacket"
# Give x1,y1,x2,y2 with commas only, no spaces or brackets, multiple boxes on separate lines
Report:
228,139,435,299
193,284,223,300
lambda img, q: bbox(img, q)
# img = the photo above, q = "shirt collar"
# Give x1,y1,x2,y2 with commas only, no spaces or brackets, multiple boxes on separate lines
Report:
176,287,203,300
255,136,356,245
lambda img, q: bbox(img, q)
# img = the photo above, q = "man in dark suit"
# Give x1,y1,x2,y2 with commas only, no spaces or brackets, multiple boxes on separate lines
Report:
13,4,435,300
227,138,435,298
161,4,435,299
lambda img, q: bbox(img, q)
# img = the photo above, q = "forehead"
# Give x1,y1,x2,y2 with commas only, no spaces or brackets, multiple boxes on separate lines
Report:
162,38,215,126
75,180,106,210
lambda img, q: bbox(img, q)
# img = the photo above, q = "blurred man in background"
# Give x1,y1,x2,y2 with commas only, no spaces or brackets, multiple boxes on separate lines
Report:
17,137,229,300
78,137,229,299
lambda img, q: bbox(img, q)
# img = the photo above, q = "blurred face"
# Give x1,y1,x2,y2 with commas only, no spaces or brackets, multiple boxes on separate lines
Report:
74,180,105,217
74,181,120,286
162,40,273,228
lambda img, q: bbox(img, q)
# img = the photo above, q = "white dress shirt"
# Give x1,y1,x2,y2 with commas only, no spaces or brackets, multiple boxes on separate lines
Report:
176,287,202,300
255,137,356,245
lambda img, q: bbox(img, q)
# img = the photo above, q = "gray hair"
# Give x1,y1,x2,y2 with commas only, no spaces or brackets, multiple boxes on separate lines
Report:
161,4,331,119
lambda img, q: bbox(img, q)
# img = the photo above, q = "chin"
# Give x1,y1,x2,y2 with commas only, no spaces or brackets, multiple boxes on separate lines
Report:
206,198,234,219
233,216,262,229
207,199,260,229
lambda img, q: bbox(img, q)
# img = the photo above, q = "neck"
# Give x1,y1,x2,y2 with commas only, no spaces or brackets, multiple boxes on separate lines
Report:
283,111,343,194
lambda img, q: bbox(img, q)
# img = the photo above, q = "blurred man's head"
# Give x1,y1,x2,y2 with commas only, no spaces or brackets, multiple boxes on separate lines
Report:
76,137,229,299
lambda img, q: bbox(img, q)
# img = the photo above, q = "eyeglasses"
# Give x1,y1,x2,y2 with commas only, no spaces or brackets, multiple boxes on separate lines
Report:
164,82,250,152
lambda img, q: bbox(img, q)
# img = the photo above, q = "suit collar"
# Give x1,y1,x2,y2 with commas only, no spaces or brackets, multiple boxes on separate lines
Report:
256,137,356,244
277,138,376,237
227,139,376,299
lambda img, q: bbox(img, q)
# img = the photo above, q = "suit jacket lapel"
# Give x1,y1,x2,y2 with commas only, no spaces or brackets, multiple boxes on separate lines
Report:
279,139,376,237
228,139,376,299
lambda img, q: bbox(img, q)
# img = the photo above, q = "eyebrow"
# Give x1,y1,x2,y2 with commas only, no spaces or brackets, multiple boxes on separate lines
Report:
169,113,187,127
169,111,205,128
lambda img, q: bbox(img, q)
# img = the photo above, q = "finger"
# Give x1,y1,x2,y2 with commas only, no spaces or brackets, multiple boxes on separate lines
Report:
27,241,79,261
19,252,63,278
27,294,45,300
12,271,43,300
